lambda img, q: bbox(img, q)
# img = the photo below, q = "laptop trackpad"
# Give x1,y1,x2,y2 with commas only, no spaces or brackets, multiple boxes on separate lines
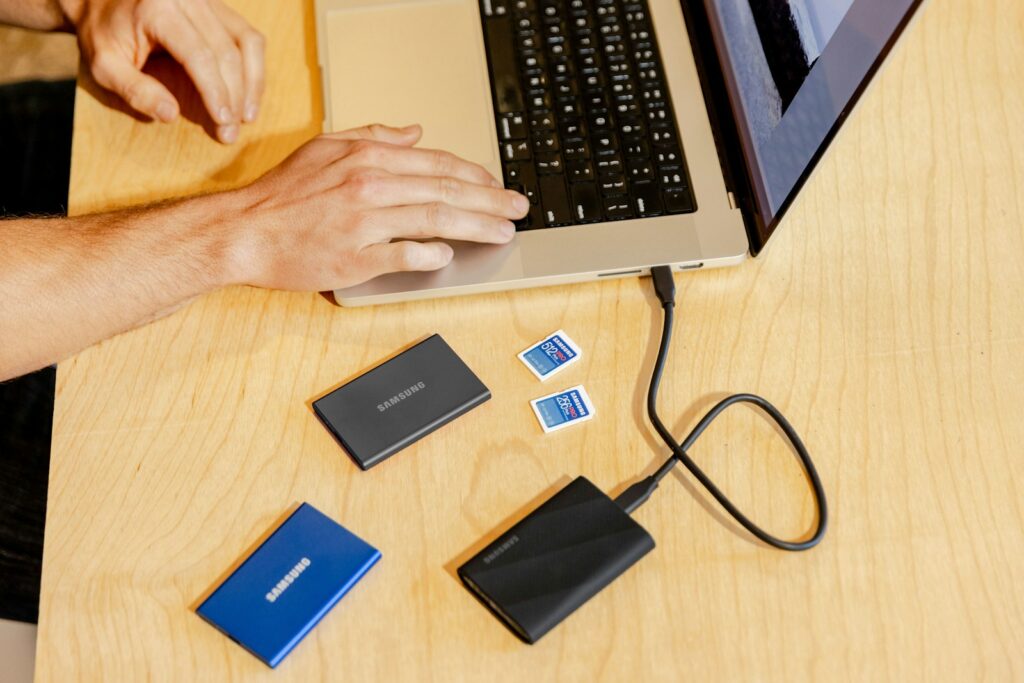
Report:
324,0,499,177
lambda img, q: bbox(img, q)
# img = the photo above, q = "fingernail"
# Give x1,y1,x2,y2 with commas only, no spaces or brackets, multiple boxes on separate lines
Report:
512,193,529,214
244,102,259,123
501,221,516,239
218,124,239,144
217,106,232,125
155,101,176,122
402,123,419,131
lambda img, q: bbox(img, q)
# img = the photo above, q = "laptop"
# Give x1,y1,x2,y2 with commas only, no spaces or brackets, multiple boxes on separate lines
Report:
314,0,923,306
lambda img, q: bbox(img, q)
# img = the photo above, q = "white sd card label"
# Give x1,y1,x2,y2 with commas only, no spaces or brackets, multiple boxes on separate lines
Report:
517,330,582,381
530,385,595,433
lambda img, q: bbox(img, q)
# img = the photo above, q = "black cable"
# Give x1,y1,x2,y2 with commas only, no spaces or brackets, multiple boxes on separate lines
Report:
615,266,828,551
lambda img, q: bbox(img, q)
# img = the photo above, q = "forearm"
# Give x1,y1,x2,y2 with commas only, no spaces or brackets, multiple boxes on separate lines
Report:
0,193,241,381
0,0,70,31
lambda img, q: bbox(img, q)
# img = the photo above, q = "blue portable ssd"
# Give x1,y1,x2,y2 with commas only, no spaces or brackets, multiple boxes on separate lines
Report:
196,502,381,668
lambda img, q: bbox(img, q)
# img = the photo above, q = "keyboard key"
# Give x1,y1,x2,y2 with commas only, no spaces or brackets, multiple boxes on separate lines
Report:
567,160,594,182
558,101,581,117
658,166,686,189
519,31,540,50
593,134,617,156
499,113,528,140
483,0,508,18
513,0,535,14
563,140,590,159
583,92,609,111
519,163,539,203
611,81,635,98
603,195,633,220
641,85,664,102
596,157,623,176
646,108,669,122
551,60,574,79
555,80,578,99
618,117,644,136
571,182,602,222
530,112,555,129
503,140,531,161
650,124,675,144
664,189,694,214
528,92,552,111
560,118,586,140
516,15,535,31
533,132,560,153
624,139,649,157
627,158,654,181
521,51,546,72
615,100,639,116
525,73,548,91
539,175,573,226
581,72,605,90
632,182,663,216
654,146,679,164
485,18,525,113
536,153,564,173
588,113,612,131
599,175,627,195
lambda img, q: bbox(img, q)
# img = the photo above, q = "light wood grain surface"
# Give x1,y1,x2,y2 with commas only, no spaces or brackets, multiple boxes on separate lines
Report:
36,0,1024,680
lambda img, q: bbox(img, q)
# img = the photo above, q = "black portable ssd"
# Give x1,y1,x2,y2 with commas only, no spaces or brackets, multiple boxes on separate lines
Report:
458,476,655,643
313,334,490,470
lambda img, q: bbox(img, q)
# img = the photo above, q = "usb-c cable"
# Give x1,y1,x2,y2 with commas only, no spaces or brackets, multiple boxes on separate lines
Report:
614,266,828,551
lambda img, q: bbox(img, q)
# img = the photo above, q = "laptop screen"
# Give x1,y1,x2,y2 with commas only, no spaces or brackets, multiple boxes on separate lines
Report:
701,0,923,248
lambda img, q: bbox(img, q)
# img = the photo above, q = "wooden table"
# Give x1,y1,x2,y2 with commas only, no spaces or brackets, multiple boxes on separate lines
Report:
36,0,1024,679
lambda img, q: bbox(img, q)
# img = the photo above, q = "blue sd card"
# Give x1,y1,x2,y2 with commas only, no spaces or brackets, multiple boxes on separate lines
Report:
518,330,582,381
530,385,596,433
196,503,380,668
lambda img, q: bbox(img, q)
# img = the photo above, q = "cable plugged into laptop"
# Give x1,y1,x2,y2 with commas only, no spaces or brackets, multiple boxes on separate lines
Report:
614,266,829,551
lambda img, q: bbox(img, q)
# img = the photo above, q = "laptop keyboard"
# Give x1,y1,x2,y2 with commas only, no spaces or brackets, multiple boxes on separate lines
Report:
480,0,696,230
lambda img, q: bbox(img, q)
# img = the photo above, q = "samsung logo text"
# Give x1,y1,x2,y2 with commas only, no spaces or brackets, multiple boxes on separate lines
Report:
378,381,426,412
265,557,311,603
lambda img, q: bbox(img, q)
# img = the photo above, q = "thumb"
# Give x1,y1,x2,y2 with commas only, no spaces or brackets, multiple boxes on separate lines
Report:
90,53,179,123
324,123,422,146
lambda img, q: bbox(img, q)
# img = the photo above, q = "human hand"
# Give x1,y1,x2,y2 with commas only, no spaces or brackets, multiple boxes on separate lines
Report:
219,123,528,291
63,0,265,143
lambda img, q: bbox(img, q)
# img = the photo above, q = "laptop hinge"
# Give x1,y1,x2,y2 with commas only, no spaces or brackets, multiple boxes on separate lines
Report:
727,191,738,210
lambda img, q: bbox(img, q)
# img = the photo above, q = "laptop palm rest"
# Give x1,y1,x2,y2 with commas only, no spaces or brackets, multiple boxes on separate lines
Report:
323,0,501,178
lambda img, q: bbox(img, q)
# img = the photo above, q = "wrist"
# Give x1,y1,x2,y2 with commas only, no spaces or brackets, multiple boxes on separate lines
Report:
150,191,251,292
190,188,266,289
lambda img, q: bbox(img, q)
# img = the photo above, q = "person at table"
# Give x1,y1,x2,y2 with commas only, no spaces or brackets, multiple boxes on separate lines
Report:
0,0,528,383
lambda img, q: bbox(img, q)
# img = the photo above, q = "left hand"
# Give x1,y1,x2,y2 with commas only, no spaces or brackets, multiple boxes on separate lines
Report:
62,0,265,143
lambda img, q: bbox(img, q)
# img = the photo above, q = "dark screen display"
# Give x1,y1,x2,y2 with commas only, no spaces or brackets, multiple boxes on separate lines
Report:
702,0,922,242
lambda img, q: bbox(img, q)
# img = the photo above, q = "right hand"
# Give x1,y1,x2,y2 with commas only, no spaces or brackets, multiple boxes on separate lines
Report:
222,123,528,291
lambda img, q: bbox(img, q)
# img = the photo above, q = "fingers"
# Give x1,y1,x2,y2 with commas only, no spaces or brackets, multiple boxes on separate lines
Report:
340,140,501,187
360,241,455,279
324,123,423,146
185,1,245,142
209,0,265,122
91,52,179,122
351,174,529,220
149,9,235,138
368,204,515,244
